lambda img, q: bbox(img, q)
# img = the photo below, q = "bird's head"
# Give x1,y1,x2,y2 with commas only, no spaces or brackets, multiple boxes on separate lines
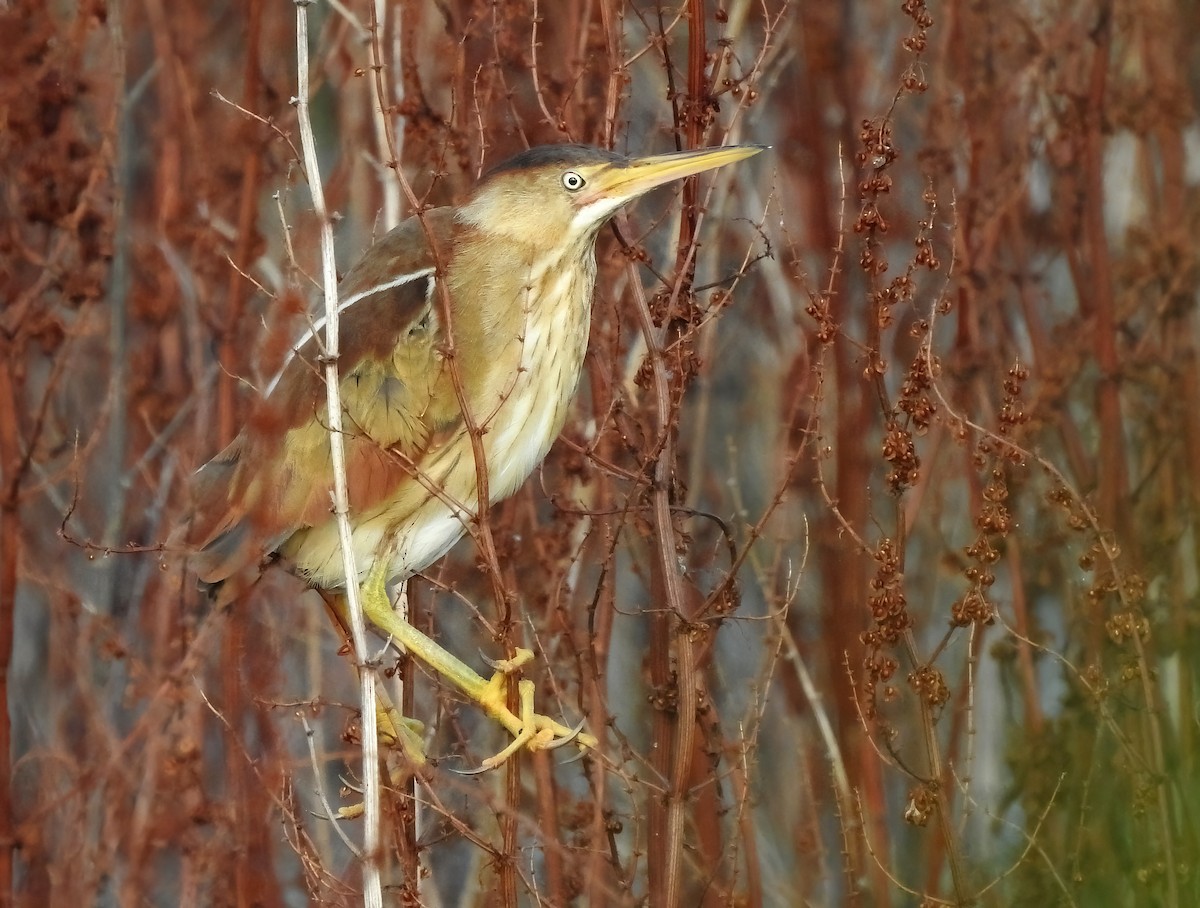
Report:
456,143,765,247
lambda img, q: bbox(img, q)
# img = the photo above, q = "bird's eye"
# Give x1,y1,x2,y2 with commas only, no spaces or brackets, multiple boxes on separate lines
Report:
561,171,586,191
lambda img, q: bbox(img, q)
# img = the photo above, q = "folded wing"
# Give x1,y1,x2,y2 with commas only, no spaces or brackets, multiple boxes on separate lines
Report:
186,209,461,600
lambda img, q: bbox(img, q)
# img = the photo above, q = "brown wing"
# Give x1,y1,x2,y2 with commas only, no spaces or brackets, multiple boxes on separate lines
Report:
186,208,461,597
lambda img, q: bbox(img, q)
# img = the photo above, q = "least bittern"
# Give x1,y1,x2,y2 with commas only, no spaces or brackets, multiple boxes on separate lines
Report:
186,143,763,767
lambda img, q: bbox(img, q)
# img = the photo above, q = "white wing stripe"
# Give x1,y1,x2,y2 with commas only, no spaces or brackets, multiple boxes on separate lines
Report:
264,267,437,396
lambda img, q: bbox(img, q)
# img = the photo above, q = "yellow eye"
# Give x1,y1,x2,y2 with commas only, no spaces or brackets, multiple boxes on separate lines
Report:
562,171,586,191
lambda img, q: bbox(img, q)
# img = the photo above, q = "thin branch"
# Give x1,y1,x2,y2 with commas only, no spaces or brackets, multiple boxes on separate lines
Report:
292,4,383,905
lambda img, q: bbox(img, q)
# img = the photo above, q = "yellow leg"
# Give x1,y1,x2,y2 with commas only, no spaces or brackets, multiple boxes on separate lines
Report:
321,589,428,767
349,563,596,767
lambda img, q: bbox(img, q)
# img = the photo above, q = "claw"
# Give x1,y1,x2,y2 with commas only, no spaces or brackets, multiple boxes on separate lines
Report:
478,649,503,672
478,647,536,675
545,717,588,750
447,761,494,777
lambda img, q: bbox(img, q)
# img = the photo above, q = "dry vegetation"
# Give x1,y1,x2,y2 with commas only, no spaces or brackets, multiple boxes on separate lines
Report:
3,0,1199,905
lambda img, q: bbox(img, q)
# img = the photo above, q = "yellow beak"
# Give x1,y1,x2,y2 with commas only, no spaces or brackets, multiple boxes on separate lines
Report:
593,144,767,203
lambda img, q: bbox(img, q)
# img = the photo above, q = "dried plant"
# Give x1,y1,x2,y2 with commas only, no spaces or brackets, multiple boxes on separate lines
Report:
3,0,1199,905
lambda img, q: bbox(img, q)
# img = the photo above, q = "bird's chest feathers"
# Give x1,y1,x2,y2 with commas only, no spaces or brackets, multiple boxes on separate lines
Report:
465,248,595,500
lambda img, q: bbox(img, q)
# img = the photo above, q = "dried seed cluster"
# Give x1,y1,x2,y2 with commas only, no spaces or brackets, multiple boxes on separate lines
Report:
901,0,934,54
904,782,938,827
805,293,837,344
950,364,1032,627
1047,484,1152,658
860,538,912,718
898,341,937,432
883,420,920,493
908,663,950,708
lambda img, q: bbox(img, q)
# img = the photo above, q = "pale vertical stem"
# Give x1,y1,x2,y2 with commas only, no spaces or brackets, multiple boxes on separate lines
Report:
293,4,383,906
369,0,401,230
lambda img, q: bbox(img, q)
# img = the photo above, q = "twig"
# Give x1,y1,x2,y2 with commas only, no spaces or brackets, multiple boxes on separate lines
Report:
530,0,564,136
954,769,1076,906
366,0,401,231
291,3,383,906
854,789,955,906
299,715,363,858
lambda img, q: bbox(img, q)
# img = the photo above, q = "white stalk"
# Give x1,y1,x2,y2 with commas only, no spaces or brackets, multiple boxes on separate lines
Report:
293,4,383,906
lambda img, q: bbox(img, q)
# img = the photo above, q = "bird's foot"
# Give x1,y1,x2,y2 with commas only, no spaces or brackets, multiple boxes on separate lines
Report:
335,692,427,820
464,648,597,771
378,703,427,767
350,571,597,770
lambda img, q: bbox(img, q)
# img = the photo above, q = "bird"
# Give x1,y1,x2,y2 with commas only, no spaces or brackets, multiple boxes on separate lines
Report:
185,142,764,768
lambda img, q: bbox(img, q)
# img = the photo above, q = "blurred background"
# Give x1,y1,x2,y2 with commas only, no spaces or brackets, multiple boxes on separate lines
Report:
3,0,1199,905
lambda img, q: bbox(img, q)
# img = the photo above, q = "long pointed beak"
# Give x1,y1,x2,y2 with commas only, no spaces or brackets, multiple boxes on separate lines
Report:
594,144,766,203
